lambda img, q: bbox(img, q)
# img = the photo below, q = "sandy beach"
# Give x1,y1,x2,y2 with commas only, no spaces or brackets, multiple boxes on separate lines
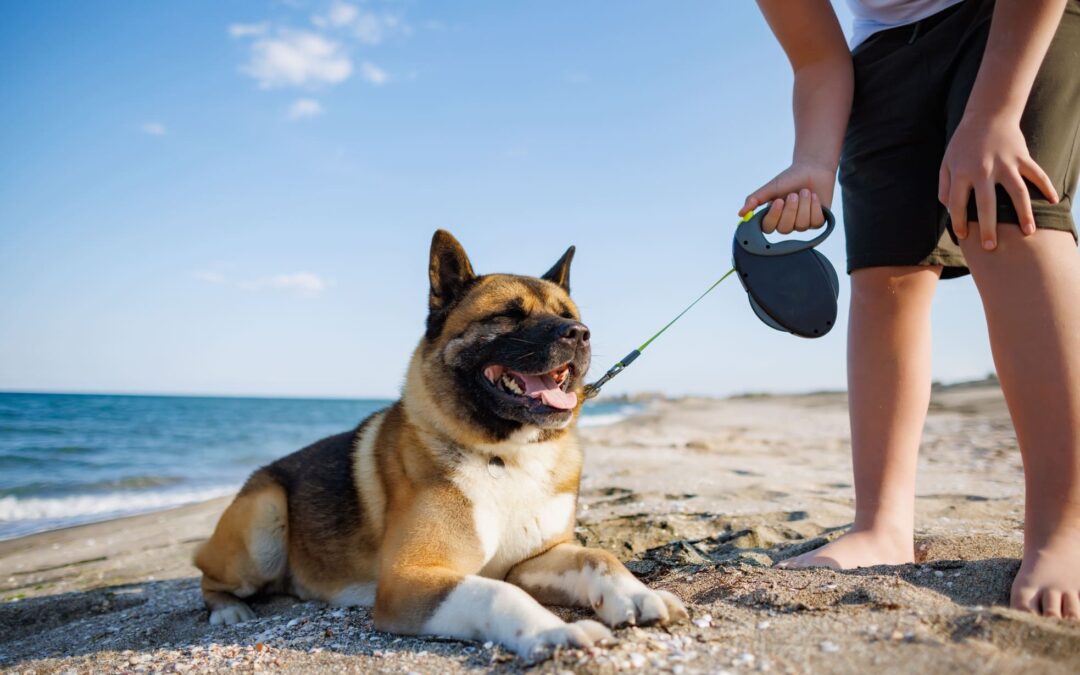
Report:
2,381,1079,674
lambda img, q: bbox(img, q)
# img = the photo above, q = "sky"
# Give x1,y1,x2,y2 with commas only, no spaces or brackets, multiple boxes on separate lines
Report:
1,1,1075,399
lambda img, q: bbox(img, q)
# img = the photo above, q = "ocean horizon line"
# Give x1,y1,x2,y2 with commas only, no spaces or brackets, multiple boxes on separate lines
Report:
0,389,399,403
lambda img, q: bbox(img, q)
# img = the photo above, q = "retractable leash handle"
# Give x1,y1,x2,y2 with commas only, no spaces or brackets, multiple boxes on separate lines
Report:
583,206,839,399
733,205,836,256
732,206,839,339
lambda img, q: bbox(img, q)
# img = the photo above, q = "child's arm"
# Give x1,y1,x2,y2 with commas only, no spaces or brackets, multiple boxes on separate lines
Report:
741,0,852,235
939,0,1064,250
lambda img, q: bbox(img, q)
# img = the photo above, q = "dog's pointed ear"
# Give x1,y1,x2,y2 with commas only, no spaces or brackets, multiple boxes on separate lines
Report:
541,245,575,293
429,230,476,311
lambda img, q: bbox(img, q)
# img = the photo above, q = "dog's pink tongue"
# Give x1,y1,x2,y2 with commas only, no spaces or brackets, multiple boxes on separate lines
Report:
518,372,578,410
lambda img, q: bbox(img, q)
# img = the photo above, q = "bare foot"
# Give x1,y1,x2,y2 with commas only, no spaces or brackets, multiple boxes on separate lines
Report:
775,528,914,570
1011,526,1080,619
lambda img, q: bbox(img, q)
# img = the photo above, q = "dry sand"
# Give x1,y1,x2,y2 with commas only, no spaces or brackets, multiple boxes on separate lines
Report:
2,382,1079,674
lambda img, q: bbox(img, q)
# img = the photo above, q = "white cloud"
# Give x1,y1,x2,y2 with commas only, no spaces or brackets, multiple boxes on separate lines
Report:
359,61,388,85
288,97,324,119
228,22,268,38
241,272,329,295
230,4,407,92
353,11,386,44
325,1,359,28
312,2,407,45
243,30,352,89
141,122,167,136
192,270,226,284
267,272,327,293
196,269,328,296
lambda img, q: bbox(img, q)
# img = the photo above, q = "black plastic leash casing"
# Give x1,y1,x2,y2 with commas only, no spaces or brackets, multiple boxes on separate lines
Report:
732,207,840,338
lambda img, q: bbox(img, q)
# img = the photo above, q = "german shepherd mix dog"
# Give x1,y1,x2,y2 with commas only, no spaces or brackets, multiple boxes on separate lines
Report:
194,231,687,658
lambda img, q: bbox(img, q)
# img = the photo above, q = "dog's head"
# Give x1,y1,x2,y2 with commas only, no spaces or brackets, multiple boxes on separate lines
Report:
411,230,590,442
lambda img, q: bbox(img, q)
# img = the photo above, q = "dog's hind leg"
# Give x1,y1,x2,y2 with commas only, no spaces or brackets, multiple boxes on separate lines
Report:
193,473,289,625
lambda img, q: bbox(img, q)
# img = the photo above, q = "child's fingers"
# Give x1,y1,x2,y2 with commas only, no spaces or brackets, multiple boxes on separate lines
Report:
776,193,798,234
948,179,970,241
809,193,825,228
1001,169,1036,235
741,177,781,217
1020,156,1059,204
974,180,998,250
937,166,951,208
794,189,812,231
761,198,784,233
739,196,760,218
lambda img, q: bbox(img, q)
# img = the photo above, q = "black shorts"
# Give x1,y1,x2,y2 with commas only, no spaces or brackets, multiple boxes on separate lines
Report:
839,0,1080,278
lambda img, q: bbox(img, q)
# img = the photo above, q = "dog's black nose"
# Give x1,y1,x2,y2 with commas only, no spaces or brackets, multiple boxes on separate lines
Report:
558,322,590,345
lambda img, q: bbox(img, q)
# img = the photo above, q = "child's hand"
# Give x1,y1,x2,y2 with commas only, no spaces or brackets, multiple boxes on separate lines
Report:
939,111,1059,250
740,162,835,234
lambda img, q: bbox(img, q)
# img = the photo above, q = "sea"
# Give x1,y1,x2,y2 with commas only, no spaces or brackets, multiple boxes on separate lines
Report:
0,392,639,541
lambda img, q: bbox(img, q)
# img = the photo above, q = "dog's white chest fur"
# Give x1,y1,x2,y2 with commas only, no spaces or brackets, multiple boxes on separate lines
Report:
450,445,576,580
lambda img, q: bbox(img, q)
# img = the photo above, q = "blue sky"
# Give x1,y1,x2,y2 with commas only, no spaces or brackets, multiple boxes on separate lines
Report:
1,1,1073,398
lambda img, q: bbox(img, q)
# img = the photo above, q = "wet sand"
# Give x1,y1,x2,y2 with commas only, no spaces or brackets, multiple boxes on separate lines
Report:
2,382,1078,673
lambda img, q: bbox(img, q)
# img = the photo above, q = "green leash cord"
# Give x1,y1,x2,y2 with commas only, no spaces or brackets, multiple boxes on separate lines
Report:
582,210,755,400
582,266,737,400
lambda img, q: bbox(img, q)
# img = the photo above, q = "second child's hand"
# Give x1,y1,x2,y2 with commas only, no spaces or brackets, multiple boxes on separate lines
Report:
937,0,1064,251
939,112,1058,250
739,161,835,234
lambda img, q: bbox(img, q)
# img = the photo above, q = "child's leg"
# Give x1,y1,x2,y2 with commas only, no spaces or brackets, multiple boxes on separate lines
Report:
958,226,1080,619
778,265,941,569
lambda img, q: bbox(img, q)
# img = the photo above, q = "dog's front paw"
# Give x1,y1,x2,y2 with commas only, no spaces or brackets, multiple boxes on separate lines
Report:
208,602,256,625
590,579,689,628
518,619,613,660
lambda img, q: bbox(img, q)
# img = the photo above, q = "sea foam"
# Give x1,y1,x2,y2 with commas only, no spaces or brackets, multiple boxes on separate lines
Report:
0,485,239,540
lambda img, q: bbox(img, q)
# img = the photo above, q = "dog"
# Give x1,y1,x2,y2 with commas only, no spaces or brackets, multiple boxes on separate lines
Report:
194,230,687,658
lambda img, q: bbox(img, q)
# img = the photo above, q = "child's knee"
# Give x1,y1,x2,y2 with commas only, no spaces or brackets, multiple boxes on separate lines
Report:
851,266,940,309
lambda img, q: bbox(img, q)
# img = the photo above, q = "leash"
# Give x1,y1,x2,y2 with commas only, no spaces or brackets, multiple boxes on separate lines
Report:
582,266,737,400
582,207,839,400
581,210,755,400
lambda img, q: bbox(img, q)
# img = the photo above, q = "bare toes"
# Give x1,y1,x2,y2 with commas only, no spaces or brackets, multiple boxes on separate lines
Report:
776,554,836,570
1041,589,1064,618
1011,586,1041,614
1063,593,1080,620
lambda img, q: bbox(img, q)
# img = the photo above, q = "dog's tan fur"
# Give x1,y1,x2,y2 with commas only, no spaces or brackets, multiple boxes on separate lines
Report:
194,231,687,657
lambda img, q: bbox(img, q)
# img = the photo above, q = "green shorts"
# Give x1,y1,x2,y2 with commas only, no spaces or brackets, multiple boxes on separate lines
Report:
839,0,1080,279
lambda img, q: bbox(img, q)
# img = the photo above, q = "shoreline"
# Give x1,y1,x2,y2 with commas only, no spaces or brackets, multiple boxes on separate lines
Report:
3,383,1079,673
0,496,233,559
0,397,646,544
4,379,999,547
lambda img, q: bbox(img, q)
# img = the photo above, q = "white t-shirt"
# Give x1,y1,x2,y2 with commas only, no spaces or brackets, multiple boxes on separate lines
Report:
846,0,966,46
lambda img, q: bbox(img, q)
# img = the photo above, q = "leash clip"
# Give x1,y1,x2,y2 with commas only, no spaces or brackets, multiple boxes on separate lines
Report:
582,349,641,400
583,364,623,400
